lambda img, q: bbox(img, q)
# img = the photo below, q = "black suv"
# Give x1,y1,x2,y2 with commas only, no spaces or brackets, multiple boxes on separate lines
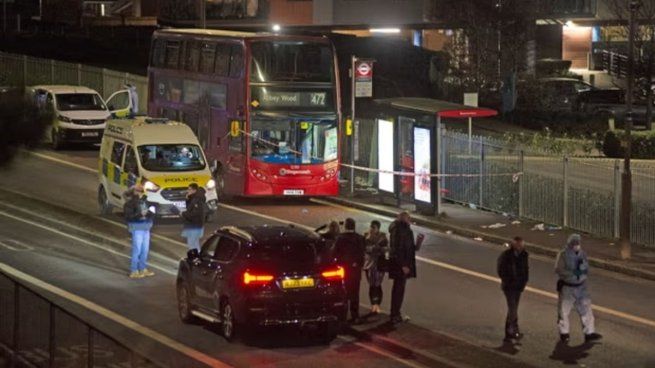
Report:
176,225,347,341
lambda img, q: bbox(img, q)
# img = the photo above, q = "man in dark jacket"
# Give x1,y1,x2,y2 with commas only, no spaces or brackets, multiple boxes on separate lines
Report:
181,183,207,251
497,236,529,342
388,211,421,324
333,218,366,323
124,184,155,279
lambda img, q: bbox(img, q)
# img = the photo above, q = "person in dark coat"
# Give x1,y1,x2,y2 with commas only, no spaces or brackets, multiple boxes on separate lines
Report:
497,236,529,342
388,211,423,324
364,220,389,314
333,218,366,323
181,183,206,251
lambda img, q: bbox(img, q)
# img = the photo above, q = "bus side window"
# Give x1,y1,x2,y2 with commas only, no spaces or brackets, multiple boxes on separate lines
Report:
185,40,200,72
165,40,181,69
229,45,244,78
229,135,243,153
215,44,230,77
151,39,166,68
200,42,216,73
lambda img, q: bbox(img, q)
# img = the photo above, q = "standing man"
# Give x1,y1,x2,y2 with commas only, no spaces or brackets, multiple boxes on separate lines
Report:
555,234,602,343
388,211,423,324
497,236,529,342
181,183,207,252
124,183,155,279
333,218,366,324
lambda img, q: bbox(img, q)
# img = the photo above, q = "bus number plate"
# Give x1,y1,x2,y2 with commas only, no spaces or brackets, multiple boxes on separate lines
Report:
283,189,304,196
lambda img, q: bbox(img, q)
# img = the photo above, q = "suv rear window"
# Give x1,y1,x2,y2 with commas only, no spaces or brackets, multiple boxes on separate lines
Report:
252,242,317,265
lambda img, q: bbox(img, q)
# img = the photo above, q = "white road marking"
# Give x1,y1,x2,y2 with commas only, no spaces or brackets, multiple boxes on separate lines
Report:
0,201,179,267
338,335,430,368
29,151,98,173
0,239,34,251
0,262,232,368
416,255,655,329
0,210,176,276
26,151,655,330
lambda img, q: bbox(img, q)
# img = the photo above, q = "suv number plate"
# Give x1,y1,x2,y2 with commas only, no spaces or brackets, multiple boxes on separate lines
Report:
283,189,304,196
282,278,315,289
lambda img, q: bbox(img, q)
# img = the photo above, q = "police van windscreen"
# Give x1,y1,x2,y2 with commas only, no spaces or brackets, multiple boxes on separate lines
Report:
56,93,106,111
138,144,206,172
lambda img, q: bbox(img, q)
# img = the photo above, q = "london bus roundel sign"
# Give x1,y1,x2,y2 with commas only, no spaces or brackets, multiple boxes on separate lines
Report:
356,62,372,78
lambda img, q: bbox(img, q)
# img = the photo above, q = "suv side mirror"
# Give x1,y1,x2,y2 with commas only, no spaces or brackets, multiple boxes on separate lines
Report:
187,249,199,260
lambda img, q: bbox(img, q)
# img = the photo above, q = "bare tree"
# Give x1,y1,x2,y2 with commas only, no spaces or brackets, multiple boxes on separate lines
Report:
433,0,537,104
607,0,655,130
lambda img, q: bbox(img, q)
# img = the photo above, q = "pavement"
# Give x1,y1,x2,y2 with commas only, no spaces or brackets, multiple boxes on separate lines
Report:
1,148,655,368
326,193,655,282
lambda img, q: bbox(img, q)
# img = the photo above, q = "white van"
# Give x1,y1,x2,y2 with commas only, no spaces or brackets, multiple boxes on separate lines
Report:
29,85,111,149
98,117,218,217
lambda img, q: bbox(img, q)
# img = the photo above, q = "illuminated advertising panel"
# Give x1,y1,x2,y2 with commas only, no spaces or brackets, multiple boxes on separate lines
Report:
413,127,431,203
377,119,394,193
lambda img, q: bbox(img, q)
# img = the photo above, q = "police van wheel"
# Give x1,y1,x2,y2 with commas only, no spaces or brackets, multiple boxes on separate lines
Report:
98,186,113,215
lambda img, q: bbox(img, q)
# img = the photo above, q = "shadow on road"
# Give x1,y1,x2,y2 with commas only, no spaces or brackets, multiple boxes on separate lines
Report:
204,324,335,349
549,340,598,365
495,340,521,355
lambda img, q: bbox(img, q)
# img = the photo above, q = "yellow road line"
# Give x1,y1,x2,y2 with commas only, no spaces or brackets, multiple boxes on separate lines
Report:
0,210,176,276
0,262,232,368
27,151,655,330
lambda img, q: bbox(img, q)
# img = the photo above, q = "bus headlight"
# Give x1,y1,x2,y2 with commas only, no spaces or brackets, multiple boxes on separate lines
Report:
144,181,160,192
206,179,216,190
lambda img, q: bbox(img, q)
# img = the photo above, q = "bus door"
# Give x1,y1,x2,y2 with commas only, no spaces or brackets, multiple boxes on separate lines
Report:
223,113,245,195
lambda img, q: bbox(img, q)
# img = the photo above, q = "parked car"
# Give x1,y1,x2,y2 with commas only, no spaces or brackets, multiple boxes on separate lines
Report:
176,225,347,342
516,77,598,112
26,85,111,149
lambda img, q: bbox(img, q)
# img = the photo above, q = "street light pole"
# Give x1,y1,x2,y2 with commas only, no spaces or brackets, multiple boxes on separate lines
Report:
620,0,639,260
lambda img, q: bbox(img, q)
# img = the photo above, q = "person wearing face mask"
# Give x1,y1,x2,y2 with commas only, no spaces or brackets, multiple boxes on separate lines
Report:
555,234,602,343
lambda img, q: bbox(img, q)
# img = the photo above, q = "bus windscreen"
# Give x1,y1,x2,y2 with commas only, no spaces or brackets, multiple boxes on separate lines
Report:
250,41,334,83
250,119,338,165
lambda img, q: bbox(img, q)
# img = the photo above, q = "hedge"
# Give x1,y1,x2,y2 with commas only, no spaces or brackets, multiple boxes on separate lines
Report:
603,130,655,159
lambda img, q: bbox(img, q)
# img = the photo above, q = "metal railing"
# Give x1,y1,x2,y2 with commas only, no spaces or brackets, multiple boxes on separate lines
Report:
345,121,655,247
0,51,148,113
0,270,161,368
441,130,655,247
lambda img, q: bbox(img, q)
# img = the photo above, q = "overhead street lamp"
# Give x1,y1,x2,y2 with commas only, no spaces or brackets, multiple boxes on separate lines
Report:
620,0,641,260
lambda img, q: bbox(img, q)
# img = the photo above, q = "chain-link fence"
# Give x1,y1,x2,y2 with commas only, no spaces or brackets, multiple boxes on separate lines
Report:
0,271,161,368
0,51,148,113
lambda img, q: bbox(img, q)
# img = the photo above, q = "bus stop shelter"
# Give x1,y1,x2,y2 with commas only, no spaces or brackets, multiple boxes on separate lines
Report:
357,97,497,215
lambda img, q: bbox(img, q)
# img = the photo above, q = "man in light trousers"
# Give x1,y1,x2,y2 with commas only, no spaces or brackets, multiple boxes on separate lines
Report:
555,234,602,343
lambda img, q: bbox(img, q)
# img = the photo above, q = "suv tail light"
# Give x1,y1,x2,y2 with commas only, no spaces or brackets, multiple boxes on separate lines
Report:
321,266,345,281
243,271,274,285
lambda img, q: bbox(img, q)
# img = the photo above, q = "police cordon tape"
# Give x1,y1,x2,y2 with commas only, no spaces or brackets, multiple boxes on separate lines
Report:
339,163,523,182
238,129,523,182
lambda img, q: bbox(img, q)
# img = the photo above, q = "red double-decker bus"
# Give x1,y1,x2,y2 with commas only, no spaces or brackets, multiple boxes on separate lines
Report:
147,29,341,197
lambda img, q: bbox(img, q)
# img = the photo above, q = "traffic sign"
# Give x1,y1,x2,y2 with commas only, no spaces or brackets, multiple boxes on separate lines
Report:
354,59,374,98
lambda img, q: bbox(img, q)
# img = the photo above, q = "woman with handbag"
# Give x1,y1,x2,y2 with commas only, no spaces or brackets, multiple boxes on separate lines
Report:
364,220,389,314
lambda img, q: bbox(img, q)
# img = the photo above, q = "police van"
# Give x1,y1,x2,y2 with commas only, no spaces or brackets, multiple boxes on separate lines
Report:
98,117,218,217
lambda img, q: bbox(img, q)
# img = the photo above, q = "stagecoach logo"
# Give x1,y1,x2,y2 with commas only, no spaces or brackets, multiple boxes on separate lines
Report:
279,168,311,176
